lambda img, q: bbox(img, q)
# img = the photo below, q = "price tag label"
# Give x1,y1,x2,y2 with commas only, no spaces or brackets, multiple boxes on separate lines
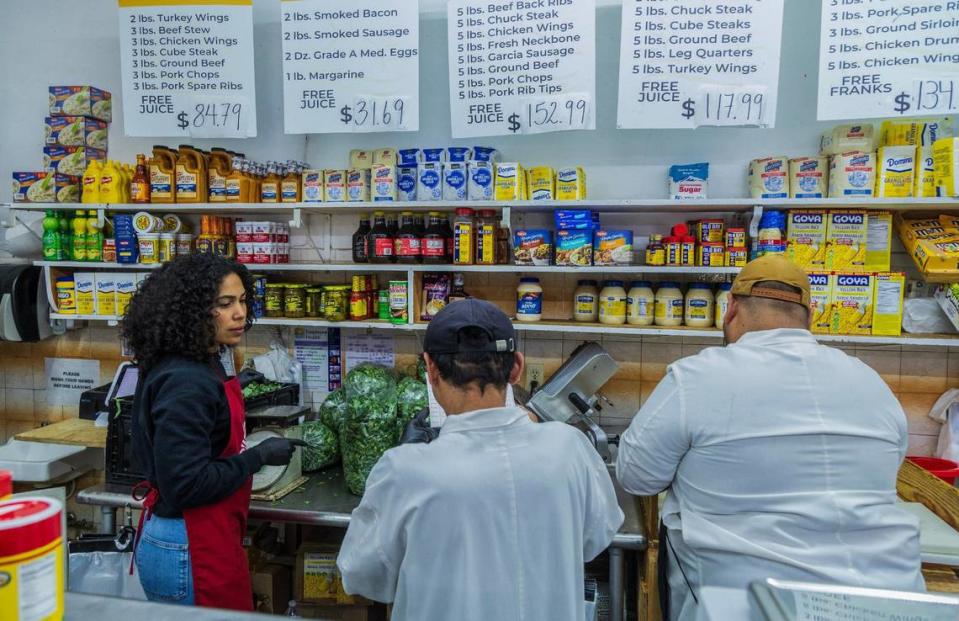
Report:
694,86,769,128
117,0,257,137
183,96,251,138
340,96,410,132
890,78,959,117
505,94,592,135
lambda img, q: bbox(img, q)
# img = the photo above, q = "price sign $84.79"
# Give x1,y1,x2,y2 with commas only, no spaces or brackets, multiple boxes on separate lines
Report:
339,96,410,132
506,94,592,135
892,79,958,117
174,99,252,138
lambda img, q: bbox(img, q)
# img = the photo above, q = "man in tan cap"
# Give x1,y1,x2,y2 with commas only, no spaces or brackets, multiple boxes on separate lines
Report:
616,255,923,621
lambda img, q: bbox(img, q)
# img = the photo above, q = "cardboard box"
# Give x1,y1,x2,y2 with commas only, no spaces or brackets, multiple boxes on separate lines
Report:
251,563,292,614
94,273,116,316
872,272,905,337
830,272,874,335
11,171,80,203
49,85,112,122
43,145,107,177
825,210,869,271
74,272,95,315
297,604,373,620
115,274,137,316
45,116,108,149
935,284,959,333
808,272,833,334
785,210,827,269
865,211,892,272
295,543,358,605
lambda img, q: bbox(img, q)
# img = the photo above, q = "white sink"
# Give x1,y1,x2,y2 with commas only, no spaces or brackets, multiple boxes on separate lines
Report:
0,439,103,483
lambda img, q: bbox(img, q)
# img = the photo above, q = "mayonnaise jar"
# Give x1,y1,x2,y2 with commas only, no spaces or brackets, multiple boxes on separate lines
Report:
685,283,715,328
598,280,627,325
654,282,684,327
573,279,599,323
715,282,732,328
627,281,654,326
516,277,543,322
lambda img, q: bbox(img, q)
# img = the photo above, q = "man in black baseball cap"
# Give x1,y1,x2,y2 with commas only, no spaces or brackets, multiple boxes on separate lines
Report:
338,299,624,621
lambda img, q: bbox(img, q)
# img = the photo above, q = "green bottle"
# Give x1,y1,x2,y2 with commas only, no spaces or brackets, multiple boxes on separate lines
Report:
59,213,71,261
85,210,102,262
71,209,87,261
41,210,60,260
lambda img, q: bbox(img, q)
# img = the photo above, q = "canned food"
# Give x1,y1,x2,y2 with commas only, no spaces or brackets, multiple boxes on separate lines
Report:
252,275,268,297
726,228,746,249
389,280,408,324
698,242,725,267
350,290,368,321
696,219,725,244
726,247,748,267
378,289,389,320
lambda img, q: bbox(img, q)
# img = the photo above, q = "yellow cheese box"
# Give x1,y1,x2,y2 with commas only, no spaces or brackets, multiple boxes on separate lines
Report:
808,272,833,334
556,167,586,200
934,137,959,197
526,166,555,201
785,210,827,269
825,210,868,271
830,272,874,335
865,211,892,272
94,273,116,316
872,272,905,336
74,272,95,315
494,163,526,201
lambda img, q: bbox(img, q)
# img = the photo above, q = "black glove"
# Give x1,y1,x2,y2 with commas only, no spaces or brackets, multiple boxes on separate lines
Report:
252,437,307,466
400,409,439,445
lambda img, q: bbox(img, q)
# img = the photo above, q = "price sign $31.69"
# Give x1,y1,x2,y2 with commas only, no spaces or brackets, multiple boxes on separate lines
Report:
339,96,409,132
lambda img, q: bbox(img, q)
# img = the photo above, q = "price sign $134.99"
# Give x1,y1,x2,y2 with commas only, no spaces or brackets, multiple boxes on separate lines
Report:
892,79,958,117
339,96,410,132
682,86,769,128
506,93,592,135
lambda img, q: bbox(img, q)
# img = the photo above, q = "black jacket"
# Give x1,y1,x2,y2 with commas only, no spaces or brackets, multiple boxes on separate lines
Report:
131,355,262,518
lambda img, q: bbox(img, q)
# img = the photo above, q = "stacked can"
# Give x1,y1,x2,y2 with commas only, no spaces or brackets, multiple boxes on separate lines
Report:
251,274,267,319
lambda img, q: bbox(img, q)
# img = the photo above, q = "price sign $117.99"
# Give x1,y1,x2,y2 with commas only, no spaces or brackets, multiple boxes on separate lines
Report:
682,86,769,128
505,93,592,135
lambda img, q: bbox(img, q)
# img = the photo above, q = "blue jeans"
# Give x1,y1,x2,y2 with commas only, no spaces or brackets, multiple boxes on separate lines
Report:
135,515,195,605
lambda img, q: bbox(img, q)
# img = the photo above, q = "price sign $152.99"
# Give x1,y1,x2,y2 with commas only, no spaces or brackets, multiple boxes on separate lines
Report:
506,93,592,135
339,96,410,132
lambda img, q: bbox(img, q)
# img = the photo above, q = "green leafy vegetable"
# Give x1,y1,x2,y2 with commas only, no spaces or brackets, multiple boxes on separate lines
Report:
340,364,398,495
242,381,282,399
301,421,338,472
317,388,348,435
395,376,427,438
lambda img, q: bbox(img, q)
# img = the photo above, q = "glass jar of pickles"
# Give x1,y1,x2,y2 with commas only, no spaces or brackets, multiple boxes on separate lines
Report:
306,287,323,318
284,284,307,318
264,284,285,318
324,285,350,322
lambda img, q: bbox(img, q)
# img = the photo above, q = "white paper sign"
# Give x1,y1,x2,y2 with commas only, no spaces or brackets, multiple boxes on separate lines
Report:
818,0,959,121
293,328,330,393
281,0,420,134
447,0,596,138
117,0,257,137
616,0,784,129
45,358,100,406
344,332,395,372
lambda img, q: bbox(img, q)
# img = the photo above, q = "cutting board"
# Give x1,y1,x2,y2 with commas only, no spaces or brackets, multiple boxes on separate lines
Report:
16,418,107,449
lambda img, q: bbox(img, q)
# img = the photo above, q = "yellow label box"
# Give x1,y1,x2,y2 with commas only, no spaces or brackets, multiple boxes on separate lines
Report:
875,146,915,198
94,273,116,316
872,272,904,336
830,272,874,335
826,210,868,271
114,274,137,317
934,136,959,197
494,163,526,201
556,167,586,200
915,146,937,197
865,211,892,272
785,210,827,269
74,272,95,315
526,166,555,201
808,272,833,334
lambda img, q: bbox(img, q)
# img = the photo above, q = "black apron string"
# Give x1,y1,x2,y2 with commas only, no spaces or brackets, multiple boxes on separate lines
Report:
658,520,699,621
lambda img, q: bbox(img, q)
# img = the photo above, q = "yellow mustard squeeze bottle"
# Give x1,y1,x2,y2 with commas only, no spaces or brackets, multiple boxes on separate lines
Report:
207,148,232,203
99,160,122,204
150,146,177,203
81,159,102,204
175,145,208,203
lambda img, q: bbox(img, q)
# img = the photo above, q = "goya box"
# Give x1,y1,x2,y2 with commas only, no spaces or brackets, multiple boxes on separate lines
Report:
43,145,106,177
49,85,112,122
593,230,633,266
11,171,80,203
865,211,892,273
785,210,827,269
808,272,833,334
872,272,905,337
555,230,593,267
825,210,868,271
45,116,108,149
830,273,874,335
513,229,552,266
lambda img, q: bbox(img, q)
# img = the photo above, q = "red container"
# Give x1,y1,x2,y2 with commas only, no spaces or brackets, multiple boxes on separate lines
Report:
906,456,959,484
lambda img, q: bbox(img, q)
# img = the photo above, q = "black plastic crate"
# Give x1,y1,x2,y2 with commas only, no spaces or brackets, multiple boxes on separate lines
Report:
105,396,143,486
243,382,300,411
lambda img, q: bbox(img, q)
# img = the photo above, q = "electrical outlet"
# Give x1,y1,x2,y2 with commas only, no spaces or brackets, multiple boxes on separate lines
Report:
525,363,545,391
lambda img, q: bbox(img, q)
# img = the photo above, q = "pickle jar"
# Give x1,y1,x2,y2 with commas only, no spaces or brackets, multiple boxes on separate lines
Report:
264,284,285,318
324,285,350,322
284,284,307,318
306,287,323,318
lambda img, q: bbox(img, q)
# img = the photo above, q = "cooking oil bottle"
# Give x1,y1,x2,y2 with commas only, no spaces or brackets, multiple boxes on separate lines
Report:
281,160,302,203
81,160,102,204
260,161,280,203
99,161,122,204
71,209,87,261
150,146,177,203
207,148,232,203
175,145,208,202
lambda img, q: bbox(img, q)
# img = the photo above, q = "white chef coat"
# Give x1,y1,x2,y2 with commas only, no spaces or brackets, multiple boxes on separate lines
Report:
616,329,925,621
338,406,624,621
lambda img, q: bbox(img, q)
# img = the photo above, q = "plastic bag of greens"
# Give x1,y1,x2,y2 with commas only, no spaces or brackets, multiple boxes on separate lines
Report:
396,376,428,438
341,364,399,495
301,421,339,472
317,388,348,434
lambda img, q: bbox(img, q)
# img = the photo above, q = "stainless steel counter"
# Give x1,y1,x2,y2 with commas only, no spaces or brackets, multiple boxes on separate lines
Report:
66,592,293,620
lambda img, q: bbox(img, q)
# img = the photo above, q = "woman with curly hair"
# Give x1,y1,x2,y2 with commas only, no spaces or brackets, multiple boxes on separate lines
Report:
124,253,303,610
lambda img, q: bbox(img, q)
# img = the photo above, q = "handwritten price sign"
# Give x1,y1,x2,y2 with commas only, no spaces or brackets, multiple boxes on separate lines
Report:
892,78,959,117
504,93,592,135
182,96,253,138
691,85,769,128
339,96,409,132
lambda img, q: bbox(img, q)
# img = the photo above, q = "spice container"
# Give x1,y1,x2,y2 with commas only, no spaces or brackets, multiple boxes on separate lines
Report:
284,284,307,318
684,283,714,328
516,277,543,322
627,281,655,326
645,234,665,266
324,285,349,321
389,280,408,324
654,282,684,327
664,236,681,266
175,233,193,257
598,280,627,325
265,284,285,318
453,208,475,265
475,209,497,265
572,279,599,323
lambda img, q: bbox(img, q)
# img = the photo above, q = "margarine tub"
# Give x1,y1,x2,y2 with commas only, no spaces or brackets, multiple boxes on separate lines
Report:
654,282,684,327
684,283,714,328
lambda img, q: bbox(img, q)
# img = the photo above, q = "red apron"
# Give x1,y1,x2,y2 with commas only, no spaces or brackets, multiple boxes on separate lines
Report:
134,375,253,611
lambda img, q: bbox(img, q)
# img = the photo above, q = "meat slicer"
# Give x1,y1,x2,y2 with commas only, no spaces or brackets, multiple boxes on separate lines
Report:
525,342,619,462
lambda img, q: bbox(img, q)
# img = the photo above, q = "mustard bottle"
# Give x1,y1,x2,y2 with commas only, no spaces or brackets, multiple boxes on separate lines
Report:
207,148,232,203
175,145,208,202
81,160,102,204
99,160,122,204
150,145,177,203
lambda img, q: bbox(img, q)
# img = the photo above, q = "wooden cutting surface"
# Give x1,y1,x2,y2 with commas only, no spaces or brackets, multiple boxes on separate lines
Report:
15,418,107,449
